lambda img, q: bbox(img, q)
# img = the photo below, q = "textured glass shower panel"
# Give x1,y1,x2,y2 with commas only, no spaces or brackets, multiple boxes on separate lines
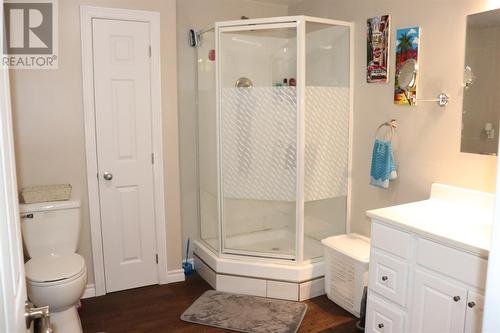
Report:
220,26,297,258
222,87,297,201
197,29,219,251
304,23,350,260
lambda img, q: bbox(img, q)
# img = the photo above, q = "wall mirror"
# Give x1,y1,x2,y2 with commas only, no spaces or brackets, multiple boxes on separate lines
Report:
461,9,500,156
396,58,417,104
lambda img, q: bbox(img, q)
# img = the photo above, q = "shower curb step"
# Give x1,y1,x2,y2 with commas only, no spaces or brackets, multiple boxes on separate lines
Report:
193,252,325,301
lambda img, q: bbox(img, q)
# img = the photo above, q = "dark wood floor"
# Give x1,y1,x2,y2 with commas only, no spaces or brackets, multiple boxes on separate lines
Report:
80,273,358,333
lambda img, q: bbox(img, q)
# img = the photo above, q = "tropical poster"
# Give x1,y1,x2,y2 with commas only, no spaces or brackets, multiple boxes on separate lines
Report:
394,27,420,105
367,15,390,83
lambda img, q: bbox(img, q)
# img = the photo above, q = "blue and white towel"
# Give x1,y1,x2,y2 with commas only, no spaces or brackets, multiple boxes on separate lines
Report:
370,139,397,189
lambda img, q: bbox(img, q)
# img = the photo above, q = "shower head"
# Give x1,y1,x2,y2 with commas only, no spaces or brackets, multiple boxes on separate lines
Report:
235,77,253,88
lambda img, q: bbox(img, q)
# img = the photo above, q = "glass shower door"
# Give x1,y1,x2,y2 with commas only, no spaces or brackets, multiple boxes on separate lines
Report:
303,22,351,260
219,23,298,259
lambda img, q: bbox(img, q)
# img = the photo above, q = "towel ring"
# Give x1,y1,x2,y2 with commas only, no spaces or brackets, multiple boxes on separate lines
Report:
375,119,397,142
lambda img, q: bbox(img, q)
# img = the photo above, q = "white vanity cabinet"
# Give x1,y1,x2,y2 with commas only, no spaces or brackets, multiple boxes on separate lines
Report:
412,269,468,332
464,291,485,333
366,220,488,333
412,269,485,333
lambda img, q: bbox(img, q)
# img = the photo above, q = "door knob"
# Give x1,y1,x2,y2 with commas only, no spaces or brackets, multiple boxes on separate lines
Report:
381,275,388,281
25,301,52,332
468,301,476,308
103,172,113,181
453,296,461,302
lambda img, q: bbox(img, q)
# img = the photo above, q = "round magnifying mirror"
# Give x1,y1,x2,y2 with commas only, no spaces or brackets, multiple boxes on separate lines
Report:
397,58,417,91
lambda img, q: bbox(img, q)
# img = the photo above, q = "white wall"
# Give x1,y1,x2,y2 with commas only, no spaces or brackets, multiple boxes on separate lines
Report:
289,0,499,235
11,0,183,284
181,0,500,251
177,0,288,257
484,131,500,333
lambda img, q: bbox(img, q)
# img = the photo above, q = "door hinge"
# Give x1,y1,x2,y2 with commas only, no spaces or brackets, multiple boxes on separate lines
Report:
149,46,152,57
155,253,159,264
97,172,99,179
151,153,155,164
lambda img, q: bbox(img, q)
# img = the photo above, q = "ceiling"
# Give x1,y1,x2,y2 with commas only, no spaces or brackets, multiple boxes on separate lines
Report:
250,0,304,6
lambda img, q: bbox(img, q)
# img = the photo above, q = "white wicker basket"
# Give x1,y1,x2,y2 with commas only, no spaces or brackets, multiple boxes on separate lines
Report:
20,184,72,204
321,233,370,318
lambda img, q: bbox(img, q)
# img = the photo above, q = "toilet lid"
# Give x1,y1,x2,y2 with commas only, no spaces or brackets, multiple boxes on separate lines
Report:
25,253,85,283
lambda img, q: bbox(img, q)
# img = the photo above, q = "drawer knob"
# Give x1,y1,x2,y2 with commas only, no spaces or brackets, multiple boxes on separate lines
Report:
468,301,476,308
453,296,461,302
378,323,384,329
381,275,388,282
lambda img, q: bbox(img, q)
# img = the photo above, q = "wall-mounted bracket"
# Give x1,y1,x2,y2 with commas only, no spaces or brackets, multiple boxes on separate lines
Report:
414,92,450,107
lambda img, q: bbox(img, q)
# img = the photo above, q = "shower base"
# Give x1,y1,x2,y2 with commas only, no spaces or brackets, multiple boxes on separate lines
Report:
203,228,324,259
193,232,326,301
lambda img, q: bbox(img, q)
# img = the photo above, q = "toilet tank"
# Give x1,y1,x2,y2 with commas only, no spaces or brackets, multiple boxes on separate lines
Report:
20,200,81,258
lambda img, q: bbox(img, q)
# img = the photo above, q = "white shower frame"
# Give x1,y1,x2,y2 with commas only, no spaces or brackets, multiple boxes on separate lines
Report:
211,16,354,266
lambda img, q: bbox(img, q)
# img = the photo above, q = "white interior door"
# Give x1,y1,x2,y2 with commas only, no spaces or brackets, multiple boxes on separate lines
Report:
92,18,158,293
0,3,28,329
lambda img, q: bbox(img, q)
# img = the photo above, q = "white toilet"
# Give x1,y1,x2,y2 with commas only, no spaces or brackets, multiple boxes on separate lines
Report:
20,200,87,333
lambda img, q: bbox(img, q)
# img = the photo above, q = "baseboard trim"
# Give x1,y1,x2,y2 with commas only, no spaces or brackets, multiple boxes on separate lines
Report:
166,269,185,283
82,266,189,297
81,284,96,299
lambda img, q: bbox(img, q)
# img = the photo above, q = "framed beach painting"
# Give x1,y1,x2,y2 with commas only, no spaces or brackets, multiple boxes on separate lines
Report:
394,26,420,105
367,15,390,83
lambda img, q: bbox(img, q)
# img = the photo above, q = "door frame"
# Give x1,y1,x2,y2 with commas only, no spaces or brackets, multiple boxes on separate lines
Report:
0,0,28,327
80,6,167,296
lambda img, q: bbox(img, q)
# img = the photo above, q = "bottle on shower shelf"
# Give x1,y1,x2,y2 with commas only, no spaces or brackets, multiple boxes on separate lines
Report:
289,78,296,86
283,78,288,86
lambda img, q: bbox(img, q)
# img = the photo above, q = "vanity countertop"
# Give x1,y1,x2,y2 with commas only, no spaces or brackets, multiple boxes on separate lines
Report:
367,184,494,258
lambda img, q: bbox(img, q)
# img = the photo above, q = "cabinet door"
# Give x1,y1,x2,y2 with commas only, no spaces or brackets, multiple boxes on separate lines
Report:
411,270,467,333
464,291,484,333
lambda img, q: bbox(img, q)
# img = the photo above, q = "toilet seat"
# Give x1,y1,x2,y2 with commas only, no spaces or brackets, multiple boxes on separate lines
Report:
26,253,86,285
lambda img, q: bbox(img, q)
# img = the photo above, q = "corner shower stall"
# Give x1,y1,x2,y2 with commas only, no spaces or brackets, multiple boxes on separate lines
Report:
194,16,352,300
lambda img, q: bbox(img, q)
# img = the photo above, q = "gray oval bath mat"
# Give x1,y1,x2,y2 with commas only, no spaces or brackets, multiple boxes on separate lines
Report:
181,290,308,333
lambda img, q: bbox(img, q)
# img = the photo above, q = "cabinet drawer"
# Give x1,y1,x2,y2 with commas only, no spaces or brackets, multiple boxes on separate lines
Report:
369,249,409,306
416,238,487,289
371,221,411,258
366,292,406,333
